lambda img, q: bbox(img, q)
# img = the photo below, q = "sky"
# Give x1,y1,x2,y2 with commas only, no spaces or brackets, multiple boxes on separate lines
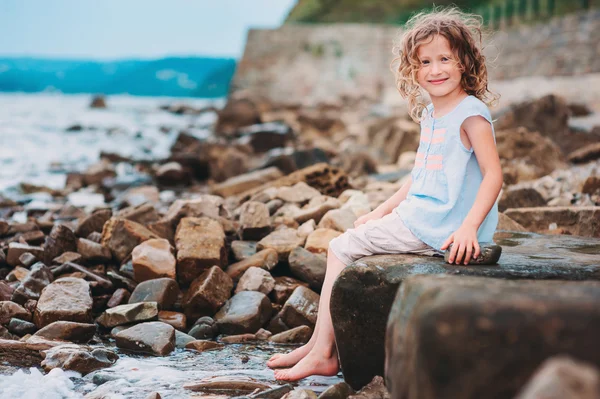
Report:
0,0,297,60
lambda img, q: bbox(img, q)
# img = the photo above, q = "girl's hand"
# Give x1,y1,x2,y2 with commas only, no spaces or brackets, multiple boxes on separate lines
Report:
354,210,383,228
440,224,480,265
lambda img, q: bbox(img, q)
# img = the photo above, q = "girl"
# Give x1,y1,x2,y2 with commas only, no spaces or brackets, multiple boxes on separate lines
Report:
268,7,503,381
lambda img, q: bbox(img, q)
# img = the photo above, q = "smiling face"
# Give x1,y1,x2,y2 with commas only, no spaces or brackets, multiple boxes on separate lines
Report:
416,34,464,100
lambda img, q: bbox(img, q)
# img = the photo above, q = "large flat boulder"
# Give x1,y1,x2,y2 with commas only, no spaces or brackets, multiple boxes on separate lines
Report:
385,275,600,399
330,232,600,390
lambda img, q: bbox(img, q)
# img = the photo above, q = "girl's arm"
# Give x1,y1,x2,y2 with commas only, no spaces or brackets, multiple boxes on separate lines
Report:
441,115,503,264
354,177,412,227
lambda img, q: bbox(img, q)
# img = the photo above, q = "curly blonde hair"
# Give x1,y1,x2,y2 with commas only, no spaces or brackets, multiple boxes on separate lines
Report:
391,7,499,122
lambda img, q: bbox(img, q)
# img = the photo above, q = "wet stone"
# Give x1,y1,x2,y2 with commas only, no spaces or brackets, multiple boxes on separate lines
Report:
318,382,355,399
226,248,279,282
128,277,180,310
34,277,93,328
43,224,77,265
278,286,319,329
76,238,112,263
348,376,389,399
131,238,177,282
175,216,227,286
188,316,218,340
11,262,54,305
215,291,272,335
235,267,275,295
288,247,326,291
107,288,131,308
239,201,272,240
230,240,258,262
257,228,306,262
33,321,96,343
220,333,257,343
185,339,225,352
41,344,119,375
386,276,600,399
7,318,37,336
175,330,196,349
97,301,159,328
282,389,318,399
0,301,31,324
269,325,312,344
75,209,112,238
101,217,159,263
182,266,233,321
158,310,186,330
271,276,309,304
115,321,175,356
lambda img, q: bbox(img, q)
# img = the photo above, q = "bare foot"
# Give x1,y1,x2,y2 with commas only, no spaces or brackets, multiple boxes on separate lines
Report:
267,341,314,369
273,350,339,381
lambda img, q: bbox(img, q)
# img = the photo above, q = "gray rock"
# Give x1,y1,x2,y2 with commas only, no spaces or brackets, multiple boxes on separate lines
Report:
215,291,272,335
115,321,175,356
11,262,53,305
288,247,326,291
41,344,118,375
279,286,319,330
175,330,196,349
331,232,600,390
128,278,180,310
7,318,37,336
188,316,218,340
230,240,258,261
386,276,600,399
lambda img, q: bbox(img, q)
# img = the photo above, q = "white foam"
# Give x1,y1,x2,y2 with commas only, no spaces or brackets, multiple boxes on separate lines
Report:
0,367,83,399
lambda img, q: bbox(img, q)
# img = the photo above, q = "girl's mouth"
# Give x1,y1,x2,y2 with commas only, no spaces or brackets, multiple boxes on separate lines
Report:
429,78,448,85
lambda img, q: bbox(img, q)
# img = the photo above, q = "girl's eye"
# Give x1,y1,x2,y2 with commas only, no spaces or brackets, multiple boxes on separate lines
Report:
421,60,429,65
441,57,449,62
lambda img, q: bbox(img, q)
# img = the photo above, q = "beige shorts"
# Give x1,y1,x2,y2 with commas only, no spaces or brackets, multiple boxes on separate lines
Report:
328,211,441,266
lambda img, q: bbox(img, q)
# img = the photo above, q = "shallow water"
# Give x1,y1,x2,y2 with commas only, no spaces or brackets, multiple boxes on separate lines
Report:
0,343,342,398
0,92,222,196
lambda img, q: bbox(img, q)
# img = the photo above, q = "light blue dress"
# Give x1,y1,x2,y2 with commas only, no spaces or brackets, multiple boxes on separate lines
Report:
395,95,498,251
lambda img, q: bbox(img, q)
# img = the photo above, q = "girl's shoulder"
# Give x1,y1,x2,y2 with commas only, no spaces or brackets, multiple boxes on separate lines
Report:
458,95,492,124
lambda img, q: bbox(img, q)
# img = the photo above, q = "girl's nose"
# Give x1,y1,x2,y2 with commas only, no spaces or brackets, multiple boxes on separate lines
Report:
431,62,440,74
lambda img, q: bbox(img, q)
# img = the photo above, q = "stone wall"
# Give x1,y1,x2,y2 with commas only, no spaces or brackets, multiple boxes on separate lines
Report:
231,8,600,104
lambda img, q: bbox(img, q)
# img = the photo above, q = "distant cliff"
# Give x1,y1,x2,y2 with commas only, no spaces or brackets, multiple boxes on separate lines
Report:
0,57,236,98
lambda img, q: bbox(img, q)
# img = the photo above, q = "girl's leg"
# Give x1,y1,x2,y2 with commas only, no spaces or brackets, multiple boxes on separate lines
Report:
273,248,345,381
266,314,320,368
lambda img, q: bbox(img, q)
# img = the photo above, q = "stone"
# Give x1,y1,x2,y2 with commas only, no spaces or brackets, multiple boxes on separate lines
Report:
331,232,600,389
318,208,357,232
272,276,309,304
33,321,96,343
96,302,158,328
214,291,272,335
18,252,38,268
255,328,272,341
188,316,218,340
117,202,160,225
41,344,118,375
226,248,279,282
288,247,326,291
155,162,191,186
145,393,162,399
278,286,319,330
257,228,305,262
87,231,103,242
101,218,159,263
53,262,113,293
305,228,341,254
269,325,312,344
253,385,294,399
182,266,233,320
43,224,77,265
53,251,82,265
0,219,9,236
75,209,112,238
115,321,175,356
318,382,355,399
220,333,257,343
212,167,284,197
498,187,547,212
184,379,271,394
34,277,93,328
567,142,600,164
386,275,600,399
297,220,317,239
7,318,37,336
7,266,29,282
235,267,275,295
11,263,54,304
175,217,226,286
515,357,600,399
0,281,15,301
128,278,180,310
132,238,176,282
107,288,130,308
340,191,371,218
185,339,224,352
90,95,106,108
175,330,196,349
276,182,321,204
0,301,31,324
6,243,44,267
158,311,186,330
294,197,341,224
239,201,271,240
504,206,600,237
583,175,600,196
348,376,389,399
230,240,258,261
282,389,318,399
266,199,284,215
76,238,112,263
497,213,528,232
